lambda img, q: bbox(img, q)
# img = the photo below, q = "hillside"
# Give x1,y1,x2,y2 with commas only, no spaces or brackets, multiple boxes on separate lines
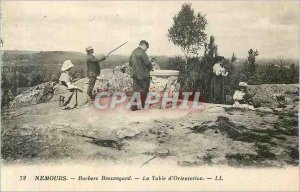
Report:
3,50,298,68
2,50,129,69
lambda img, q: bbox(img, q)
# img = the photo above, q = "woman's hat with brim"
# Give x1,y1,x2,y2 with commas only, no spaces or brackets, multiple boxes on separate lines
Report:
61,60,74,71
239,82,248,87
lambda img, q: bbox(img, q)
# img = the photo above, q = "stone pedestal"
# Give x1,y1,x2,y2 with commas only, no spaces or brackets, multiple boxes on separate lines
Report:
149,70,180,93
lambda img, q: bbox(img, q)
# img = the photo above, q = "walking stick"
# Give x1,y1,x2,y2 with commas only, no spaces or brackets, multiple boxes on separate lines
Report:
106,41,128,57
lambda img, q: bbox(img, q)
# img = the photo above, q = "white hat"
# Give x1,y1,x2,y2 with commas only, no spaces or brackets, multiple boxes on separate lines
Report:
239,82,248,87
61,60,74,71
86,46,93,52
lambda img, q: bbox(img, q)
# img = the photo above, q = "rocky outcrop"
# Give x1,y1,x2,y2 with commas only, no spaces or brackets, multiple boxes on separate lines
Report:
10,82,56,108
247,84,299,112
11,64,133,107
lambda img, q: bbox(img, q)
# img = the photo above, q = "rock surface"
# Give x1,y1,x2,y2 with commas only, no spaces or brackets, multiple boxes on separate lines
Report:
10,82,56,108
247,84,299,109
1,101,298,167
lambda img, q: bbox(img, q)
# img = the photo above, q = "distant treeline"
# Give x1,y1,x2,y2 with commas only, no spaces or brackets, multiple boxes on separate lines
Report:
160,55,298,99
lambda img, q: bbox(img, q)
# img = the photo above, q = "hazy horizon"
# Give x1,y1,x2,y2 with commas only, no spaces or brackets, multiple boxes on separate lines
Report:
4,49,300,61
2,1,299,59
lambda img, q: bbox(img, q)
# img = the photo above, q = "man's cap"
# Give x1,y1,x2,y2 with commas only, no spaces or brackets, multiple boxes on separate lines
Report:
61,60,74,71
239,82,248,87
86,46,94,52
139,40,149,48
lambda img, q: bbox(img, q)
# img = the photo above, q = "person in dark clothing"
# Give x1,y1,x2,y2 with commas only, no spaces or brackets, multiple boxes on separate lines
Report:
129,40,153,110
86,46,107,99
210,56,228,104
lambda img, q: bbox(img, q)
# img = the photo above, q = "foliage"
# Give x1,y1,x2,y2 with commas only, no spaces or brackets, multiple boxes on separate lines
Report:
168,3,207,63
260,63,298,84
231,52,237,63
204,36,218,59
165,36,236,103
239,49,259,84
159,56,183,71
237,50,298,85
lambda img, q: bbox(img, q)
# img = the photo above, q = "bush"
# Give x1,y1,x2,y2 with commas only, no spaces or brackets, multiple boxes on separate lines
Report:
166,55,236,103
260,63,298,84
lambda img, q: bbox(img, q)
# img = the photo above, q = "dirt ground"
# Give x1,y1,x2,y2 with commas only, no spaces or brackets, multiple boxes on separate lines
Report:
1,101,298,167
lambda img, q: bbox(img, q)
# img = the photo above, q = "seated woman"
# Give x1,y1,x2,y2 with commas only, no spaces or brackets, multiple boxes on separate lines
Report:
233,82,255,110
56,60,89,109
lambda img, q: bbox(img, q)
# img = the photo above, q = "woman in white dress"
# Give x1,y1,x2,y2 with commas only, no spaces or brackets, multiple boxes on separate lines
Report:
56,60,89,109
233,82,255,110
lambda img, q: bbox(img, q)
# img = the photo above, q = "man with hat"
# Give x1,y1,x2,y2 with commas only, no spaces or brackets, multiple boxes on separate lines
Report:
129,40,153,110
86,46,107,100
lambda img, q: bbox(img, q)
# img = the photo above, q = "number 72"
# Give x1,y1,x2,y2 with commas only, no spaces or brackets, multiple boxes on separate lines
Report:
20,176,26,181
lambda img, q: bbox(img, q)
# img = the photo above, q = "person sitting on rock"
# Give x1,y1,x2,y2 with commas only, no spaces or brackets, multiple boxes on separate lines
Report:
56,60,89,110
233,82,255,110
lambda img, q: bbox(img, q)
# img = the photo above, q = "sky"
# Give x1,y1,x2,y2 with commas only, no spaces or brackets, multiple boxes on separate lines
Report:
2,1,299,58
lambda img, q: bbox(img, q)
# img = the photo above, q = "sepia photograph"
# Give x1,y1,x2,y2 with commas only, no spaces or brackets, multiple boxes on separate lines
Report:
0,1,299,191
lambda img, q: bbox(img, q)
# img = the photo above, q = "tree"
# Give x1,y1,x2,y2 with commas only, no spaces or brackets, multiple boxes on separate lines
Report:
242,49,259,83
168,3,207,65
231,52,237,63
204,36,218,58
246,49,259,75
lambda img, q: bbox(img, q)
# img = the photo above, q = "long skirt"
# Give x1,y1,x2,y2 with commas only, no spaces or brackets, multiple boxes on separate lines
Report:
210,75,226,104
56,85,89,109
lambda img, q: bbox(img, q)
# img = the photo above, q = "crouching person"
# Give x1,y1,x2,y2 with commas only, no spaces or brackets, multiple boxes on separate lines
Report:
233,82,255,110
56,60,89,110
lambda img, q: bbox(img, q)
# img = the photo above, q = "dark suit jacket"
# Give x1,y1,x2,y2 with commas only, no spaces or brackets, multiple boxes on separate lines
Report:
129,47,153,80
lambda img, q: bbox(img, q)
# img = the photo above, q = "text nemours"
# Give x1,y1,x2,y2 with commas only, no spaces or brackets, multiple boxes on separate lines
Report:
34,175,223,182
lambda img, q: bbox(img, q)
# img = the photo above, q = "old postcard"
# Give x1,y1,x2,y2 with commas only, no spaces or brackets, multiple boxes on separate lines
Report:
1,1,299,191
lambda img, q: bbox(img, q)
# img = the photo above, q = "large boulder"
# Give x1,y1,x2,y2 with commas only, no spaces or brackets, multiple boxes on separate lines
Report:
247,84,299,110
10,82,56,108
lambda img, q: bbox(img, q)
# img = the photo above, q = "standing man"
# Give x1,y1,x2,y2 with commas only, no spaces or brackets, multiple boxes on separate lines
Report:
86,46,107,100
129,40,153,110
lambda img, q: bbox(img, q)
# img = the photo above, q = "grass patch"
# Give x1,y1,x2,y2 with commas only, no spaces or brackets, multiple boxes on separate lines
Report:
225,144,276,167
191,116,275,143
256,144,276,159
272,117,298,136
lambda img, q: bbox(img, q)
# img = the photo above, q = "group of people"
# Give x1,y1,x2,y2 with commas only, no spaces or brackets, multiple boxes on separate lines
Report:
57,40,153,110
210,56,254,109
57,40,254,110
